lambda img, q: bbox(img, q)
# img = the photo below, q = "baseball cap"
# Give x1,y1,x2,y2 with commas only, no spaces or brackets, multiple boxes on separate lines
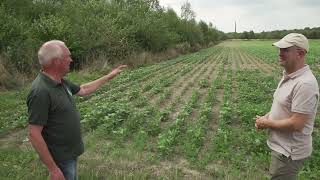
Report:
272,33,309,52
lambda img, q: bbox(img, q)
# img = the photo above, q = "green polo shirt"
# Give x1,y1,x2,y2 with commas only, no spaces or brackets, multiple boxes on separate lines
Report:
27,72,84,162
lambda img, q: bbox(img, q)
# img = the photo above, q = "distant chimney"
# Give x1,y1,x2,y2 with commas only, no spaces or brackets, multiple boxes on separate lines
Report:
235,21,237,33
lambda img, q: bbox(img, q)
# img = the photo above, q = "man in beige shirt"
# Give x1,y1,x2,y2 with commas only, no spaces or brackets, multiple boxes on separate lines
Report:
256,33,319,180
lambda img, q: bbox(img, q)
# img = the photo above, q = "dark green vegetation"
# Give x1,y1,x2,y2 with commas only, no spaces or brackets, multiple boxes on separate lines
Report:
228,27,320,39
0,0,225,75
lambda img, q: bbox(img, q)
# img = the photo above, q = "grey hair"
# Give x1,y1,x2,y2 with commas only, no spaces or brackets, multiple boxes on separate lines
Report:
38,40,67,66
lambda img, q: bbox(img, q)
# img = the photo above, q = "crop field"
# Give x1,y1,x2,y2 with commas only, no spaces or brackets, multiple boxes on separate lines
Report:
1,40,320,179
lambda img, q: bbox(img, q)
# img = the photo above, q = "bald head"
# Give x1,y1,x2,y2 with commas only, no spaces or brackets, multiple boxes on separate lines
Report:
38,40,67,66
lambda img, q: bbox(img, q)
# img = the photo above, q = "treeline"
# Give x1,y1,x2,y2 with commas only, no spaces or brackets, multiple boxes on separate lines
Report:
0,0,225,74
227,27,320,39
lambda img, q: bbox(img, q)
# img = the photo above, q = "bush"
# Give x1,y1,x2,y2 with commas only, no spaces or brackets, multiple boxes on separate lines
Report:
0,0,225,74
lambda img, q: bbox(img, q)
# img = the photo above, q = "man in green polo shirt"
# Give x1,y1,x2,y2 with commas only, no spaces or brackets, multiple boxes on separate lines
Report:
255,33,319,179
27,40,127,180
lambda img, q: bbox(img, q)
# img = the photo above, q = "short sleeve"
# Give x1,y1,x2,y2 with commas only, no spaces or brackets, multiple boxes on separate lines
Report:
63,79,80,95
292,83,319,114
26,89,50,125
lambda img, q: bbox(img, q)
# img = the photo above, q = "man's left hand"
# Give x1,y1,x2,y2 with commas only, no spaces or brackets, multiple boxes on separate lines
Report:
109,65,128,77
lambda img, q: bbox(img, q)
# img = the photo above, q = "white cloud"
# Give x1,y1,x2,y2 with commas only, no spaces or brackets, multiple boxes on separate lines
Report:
159,0,320,33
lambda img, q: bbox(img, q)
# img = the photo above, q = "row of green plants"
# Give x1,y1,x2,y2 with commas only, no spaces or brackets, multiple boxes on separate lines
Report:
76,46,221,158
182,54,224,162
157,90,200,155
83,50,205,104
202,50,231,163
80,45,220,160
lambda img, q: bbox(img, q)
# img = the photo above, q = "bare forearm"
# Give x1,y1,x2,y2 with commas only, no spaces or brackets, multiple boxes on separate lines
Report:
29,132,59,171
77,65,127,96
266,118,296,131
79,74,114,96
257,114,306,132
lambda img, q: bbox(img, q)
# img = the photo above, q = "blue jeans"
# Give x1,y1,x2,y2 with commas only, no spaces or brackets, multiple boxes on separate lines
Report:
56,158,78,180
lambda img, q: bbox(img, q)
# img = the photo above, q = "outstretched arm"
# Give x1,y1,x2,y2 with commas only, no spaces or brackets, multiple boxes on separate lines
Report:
76,65,127,96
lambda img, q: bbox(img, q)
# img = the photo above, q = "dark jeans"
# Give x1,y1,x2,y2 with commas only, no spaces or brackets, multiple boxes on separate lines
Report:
56,158,78,180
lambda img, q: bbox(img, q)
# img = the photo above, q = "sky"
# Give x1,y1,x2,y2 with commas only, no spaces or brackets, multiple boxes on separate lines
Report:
158,0,320,33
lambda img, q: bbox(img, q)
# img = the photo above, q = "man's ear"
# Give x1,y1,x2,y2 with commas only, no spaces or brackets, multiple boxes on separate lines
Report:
51,58,59,66
297,48,306,57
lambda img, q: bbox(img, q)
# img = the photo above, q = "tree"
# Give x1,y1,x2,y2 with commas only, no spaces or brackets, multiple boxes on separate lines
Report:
248,30,255,39
148,0,162,11
181,1,195,21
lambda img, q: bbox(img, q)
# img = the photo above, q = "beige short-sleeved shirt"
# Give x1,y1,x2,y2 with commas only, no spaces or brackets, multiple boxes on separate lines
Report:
268,65,319,160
